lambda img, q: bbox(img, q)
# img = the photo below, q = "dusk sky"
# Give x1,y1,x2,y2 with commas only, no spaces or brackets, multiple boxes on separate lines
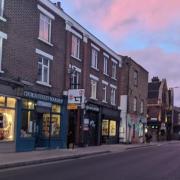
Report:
52,0,180,106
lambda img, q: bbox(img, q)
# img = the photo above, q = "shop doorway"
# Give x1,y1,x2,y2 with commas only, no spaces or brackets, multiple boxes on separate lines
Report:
35,107,51,148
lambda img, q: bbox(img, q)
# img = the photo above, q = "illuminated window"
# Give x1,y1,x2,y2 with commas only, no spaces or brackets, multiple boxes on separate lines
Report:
0,96,16,142
109,120,116,136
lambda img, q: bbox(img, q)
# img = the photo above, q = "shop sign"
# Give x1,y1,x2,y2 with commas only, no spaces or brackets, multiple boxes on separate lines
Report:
37,100,52,108
67,104,78,110
23,91,63,104
85,104,100,112
68,89,85,104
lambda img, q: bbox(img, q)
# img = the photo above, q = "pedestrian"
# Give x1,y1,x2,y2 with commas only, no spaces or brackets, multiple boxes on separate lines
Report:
67,131,75,149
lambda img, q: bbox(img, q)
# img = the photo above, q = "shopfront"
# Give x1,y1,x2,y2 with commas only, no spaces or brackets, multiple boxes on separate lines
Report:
83,103,100,146
0,95,17,152
16,91,67,152
101,107,120,144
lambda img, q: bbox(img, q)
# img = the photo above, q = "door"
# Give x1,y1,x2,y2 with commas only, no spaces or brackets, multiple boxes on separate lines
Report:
35,112,43,147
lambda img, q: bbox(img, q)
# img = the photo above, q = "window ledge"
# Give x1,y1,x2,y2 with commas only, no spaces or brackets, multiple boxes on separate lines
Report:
36,81,52,87
90,97,98,101
91,66,99,72
0,70,4,73
102,100,108,104
38,37,53,47
71,55,82,62
111,103,116,106
111,77,117,81
103,73,109,77
0,16,7,22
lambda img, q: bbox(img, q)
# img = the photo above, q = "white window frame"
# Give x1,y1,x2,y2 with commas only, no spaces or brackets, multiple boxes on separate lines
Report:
110,88,116,105
112,62,117,79
0,31,7,73
133,97,137,112
140,100,144,114
39,13,52,44
91,48,98,70
90,79,97,100
103,56,108,75
71,71,80,89
37,56,50,86
71,35,80,60
0,0,6,22
102,85,107,103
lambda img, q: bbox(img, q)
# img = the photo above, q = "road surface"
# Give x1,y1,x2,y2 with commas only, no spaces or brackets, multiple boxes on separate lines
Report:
1,142,180,180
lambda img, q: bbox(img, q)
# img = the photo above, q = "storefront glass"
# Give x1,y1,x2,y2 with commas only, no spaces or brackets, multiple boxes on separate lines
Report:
0,96,16,141
102,119,117,137
21,99,61,138
109,120,116,136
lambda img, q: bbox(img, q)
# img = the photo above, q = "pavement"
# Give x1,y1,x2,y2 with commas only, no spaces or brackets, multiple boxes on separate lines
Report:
0,141,175,170
1,141,180,180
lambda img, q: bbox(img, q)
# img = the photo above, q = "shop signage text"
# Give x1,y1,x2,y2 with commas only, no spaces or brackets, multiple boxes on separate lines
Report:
24,91,63,104
67,104,78,110
85,104,100,112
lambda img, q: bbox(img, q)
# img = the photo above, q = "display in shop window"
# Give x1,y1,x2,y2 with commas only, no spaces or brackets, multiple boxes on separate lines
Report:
109,120,116,136
102,120,109,136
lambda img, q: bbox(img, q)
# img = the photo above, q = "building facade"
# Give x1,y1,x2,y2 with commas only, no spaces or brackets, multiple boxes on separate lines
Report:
173,107,180,140
119,56,148,144
147,77,171,141
0,0,69,152
64,13,122,147
0,0,123,152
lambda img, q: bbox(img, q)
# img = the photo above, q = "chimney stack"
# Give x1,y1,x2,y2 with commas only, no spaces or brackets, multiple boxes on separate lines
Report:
56,1,62,10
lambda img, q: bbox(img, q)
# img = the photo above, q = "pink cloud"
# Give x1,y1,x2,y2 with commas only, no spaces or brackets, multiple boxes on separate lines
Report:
124,47,180,105
67,0,180,39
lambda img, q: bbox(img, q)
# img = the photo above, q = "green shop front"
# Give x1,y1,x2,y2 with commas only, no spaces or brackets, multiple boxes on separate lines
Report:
16,91,68,152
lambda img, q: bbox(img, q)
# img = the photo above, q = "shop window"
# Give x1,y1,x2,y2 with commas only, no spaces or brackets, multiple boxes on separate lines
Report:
42,113,60,138
0,96,16,141
21,110,35,137
21,99,35,138
51,114,60,137
102,119,116,137
0,96,5,106
102,120,109,136
7,98,16,108
52,104,60,113
22,99,35,110
109,120,116,136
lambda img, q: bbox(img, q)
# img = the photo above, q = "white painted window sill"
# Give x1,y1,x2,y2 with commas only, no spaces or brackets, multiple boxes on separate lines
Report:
71,55,81,62
90,97,98,101
0,70,4,73
103,73,109,77
36,81,52,87
0,16,7,22
102,100,108,104
38,37,53,47
111,77,117,81
91,66,99,71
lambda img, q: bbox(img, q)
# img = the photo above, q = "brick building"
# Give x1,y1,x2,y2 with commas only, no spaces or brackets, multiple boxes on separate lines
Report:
119,56,148,144
0,0,123,152
64,8,122,147
0,0,68,152
173,107,180,140
147,77,171,141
